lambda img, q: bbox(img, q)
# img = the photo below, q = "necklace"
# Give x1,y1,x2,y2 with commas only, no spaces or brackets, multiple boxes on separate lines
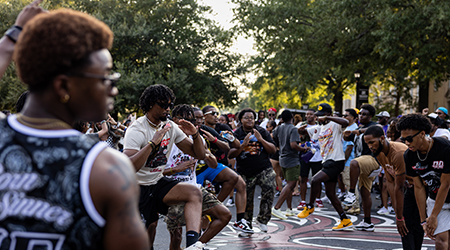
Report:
417,137,433,161
145,114,160,129
16,113,72,130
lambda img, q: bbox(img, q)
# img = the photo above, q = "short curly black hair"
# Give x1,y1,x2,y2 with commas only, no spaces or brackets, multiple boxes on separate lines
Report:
139,84,176,113
237,108,257,122
15,9,113,92
172,104,194,119
360,104,376,117
396,113,432,134
202,105,215,114
364,125,385,138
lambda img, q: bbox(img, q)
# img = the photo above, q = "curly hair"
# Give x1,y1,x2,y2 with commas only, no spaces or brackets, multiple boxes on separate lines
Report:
396,113,432,134
14,9,113,92
364,125,385,138
139,84,176,113
237,108,257,122
360,104,376,117
172,104,194,119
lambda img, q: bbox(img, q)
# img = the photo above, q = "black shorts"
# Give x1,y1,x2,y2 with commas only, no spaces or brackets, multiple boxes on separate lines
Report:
300,161,323,178
321,160,345,183
269,150,280,161
139,177,179,228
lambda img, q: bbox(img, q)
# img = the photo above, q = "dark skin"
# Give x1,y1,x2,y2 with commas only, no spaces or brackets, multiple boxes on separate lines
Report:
298,113,348,215
401,129,450,247
204,107,240,149
364,134,407,236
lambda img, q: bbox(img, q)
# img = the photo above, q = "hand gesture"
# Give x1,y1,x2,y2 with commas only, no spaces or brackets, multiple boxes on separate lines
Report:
241,133,252,148
317,116,327,123
396,219,409,237
15,0,47,27
151,126,170,145
178,119,198,136
343,130,352,137
422,108,429,116
200,128,215,142
175,159,197,173
253,129,262,141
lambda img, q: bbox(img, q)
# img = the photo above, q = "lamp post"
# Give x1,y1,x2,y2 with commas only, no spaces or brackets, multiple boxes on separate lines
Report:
355,71,368,109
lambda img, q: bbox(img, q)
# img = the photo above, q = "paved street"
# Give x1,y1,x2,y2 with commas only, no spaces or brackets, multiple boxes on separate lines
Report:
153,185,435,250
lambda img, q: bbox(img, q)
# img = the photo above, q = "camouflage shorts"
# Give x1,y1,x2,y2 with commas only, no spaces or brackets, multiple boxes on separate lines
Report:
164,186,221,230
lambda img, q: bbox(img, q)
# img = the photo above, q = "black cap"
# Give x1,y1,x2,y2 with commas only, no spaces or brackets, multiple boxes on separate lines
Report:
315,103,332,116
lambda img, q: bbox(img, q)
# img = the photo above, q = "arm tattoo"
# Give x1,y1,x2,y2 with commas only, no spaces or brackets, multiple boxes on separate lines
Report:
108,163,132,191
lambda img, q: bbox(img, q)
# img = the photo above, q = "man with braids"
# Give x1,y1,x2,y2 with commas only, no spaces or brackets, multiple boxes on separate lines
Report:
363,125,423,248
0,2,149,249
198,106,254,233
397,114,450,250
123,84,205,250
163,104,231,250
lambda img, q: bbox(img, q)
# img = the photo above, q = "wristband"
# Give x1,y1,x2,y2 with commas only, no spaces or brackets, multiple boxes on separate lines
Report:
170,167,175,175
101,120,106,124
148,141,156,151
4,25,22,43
192,131,199,140
421,220,426,226
396,217,404,222
212,137,218,143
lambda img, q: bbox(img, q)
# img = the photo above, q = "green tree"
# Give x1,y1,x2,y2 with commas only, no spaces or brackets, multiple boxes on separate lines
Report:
0,0,243,113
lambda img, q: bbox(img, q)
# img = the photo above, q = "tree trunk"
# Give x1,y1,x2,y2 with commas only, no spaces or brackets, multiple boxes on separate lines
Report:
418,80,429,113
334,90,343,114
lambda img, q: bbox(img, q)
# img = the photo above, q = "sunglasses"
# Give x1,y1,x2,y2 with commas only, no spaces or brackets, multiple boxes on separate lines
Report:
268,113,276,117
67,72,121,89
204,111,219,116
400,131,421,143
343,114,349,117
156,102,174,109
437,112,444,115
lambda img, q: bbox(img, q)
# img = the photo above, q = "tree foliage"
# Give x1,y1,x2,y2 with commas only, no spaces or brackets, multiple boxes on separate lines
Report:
0,0,243,113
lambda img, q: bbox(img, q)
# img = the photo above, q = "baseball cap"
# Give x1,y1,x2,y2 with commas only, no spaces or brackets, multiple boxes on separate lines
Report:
376,111,390,118
437,107,448,116
315,103,332,116
268,107,277,113
428,113,439,119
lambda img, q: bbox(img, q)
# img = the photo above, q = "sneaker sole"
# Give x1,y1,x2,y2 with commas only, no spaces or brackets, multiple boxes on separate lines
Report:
271,212,288,220
332,224,354,231
356,227,375,232
297,212,313,219
238,232,252,237
232,225,254,234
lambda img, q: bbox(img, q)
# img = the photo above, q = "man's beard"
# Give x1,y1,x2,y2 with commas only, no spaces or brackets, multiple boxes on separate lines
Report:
373,139,384,156
159,115,168,121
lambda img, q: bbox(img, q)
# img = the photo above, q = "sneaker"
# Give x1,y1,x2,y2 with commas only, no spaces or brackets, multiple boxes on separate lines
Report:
297,206,314,219
338,192,346,201
343,192,356,206
271,207,288,220
377,207,389,215
256,220,268,232
315,199,324,208
347,207,361,215
332,218,354,231
388,206,395,214
307,181,311,188
274,191,281,197
297,201,306,210
226,198,234,207
321,196,331,204
232,219,254,233
355,221,375,232
185,241,205,250
285,208,296,217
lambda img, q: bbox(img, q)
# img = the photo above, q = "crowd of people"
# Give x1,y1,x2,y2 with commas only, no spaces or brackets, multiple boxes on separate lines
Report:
1,2,450,250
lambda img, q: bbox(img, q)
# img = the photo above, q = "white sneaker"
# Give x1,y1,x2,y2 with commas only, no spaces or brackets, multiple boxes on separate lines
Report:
285,208,296,217
256,220,268,232
232,218,254,233
355,221,375,232
226,198,234,207
343,192,356,206
388,206,395,214
321,196,331,204
377,207,389,215
271,207,288,220
185,241,204,250
307,182,311,188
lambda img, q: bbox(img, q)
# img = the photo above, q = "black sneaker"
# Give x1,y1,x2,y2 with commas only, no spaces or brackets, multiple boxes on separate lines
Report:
232,219,254,234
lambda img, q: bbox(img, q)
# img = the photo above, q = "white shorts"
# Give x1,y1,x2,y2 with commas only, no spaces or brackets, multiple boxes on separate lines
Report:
427,197,450,235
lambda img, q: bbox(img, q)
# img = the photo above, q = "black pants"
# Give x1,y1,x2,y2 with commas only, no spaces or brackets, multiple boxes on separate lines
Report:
401,186,424,250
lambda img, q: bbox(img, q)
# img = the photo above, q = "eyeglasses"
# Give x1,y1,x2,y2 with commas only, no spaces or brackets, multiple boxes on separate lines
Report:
242,116,254,120
204,111,219,116
400,131,421,143
343,114,349,117
67,72,121,88
156,102,174,110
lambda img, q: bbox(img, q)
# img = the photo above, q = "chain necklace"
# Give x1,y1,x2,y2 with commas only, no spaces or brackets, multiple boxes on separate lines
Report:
417,137,433,161
16,113,72,130
145,114,160,129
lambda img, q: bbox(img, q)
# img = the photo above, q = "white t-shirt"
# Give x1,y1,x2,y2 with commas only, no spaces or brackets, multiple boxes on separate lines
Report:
434,128,450,140
305,124,322,162
165,137,201,187
307,121,345,162
123,116,186,185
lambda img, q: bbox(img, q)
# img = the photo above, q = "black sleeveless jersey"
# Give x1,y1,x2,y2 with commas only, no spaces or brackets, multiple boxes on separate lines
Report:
0,116,106,250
